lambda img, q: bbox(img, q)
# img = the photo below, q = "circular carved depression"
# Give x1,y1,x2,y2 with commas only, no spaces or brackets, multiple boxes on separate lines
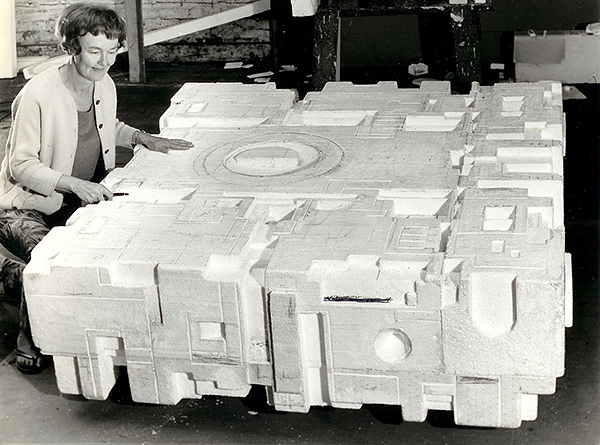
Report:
224,141,321,177
374,329,412,363
197,133,344,186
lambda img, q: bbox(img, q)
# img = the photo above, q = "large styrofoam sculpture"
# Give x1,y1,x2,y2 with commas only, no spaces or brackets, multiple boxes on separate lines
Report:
24,80,572,428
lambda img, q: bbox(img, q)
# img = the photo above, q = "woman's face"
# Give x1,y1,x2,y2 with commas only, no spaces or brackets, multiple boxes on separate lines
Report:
73,32,118,82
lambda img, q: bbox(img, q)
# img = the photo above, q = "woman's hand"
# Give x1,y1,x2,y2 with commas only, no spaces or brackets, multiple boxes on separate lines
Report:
56,175,113,205
135,131,193,153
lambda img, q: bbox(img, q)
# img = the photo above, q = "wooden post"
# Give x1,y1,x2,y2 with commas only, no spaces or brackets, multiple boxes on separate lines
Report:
312,0,339,91
0,0,17,79
451,5,482,91
125,0,146,83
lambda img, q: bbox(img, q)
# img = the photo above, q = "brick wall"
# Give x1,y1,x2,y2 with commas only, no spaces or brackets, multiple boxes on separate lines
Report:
15,0,271,62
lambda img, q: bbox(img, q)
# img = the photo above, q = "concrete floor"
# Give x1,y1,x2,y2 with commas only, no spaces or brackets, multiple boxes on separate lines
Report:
0,63,598,444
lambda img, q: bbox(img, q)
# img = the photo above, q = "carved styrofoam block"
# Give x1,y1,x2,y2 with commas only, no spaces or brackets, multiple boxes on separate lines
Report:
24,80,571,428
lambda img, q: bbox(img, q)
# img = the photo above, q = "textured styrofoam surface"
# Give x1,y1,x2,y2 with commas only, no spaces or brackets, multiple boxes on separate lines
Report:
24,81,571,427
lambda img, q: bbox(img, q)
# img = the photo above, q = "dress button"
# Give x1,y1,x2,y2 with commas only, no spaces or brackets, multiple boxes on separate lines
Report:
104,149,109,154
96,100,100,105
99,123,103,129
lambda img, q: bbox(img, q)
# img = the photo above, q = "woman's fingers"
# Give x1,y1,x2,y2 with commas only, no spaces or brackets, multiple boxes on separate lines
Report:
100,184,113,201
78,182,113,204
56,176,113,205
166,138,194,150
145,135,193,152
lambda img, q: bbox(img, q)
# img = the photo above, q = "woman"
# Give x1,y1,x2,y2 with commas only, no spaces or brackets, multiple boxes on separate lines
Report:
0,2,193,373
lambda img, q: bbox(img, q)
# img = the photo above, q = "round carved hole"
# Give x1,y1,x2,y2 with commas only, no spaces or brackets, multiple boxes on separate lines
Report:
374,329,412,363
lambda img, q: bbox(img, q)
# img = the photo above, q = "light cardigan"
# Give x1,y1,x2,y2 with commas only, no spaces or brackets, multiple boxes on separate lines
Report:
0,65,138,214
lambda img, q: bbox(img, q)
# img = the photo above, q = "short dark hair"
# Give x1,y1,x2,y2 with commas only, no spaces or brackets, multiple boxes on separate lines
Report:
56,2,127,55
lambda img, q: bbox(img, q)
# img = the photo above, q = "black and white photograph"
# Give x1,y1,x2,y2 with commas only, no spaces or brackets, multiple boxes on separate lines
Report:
0,0,598,443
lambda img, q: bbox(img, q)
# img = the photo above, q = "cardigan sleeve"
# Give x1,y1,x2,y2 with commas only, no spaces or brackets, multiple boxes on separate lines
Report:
115,119,138,148
7,90,63,198
101,74,138,149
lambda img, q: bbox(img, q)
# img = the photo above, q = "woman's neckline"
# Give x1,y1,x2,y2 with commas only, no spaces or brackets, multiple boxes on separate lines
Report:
58,61,94,112
77,103,93,113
